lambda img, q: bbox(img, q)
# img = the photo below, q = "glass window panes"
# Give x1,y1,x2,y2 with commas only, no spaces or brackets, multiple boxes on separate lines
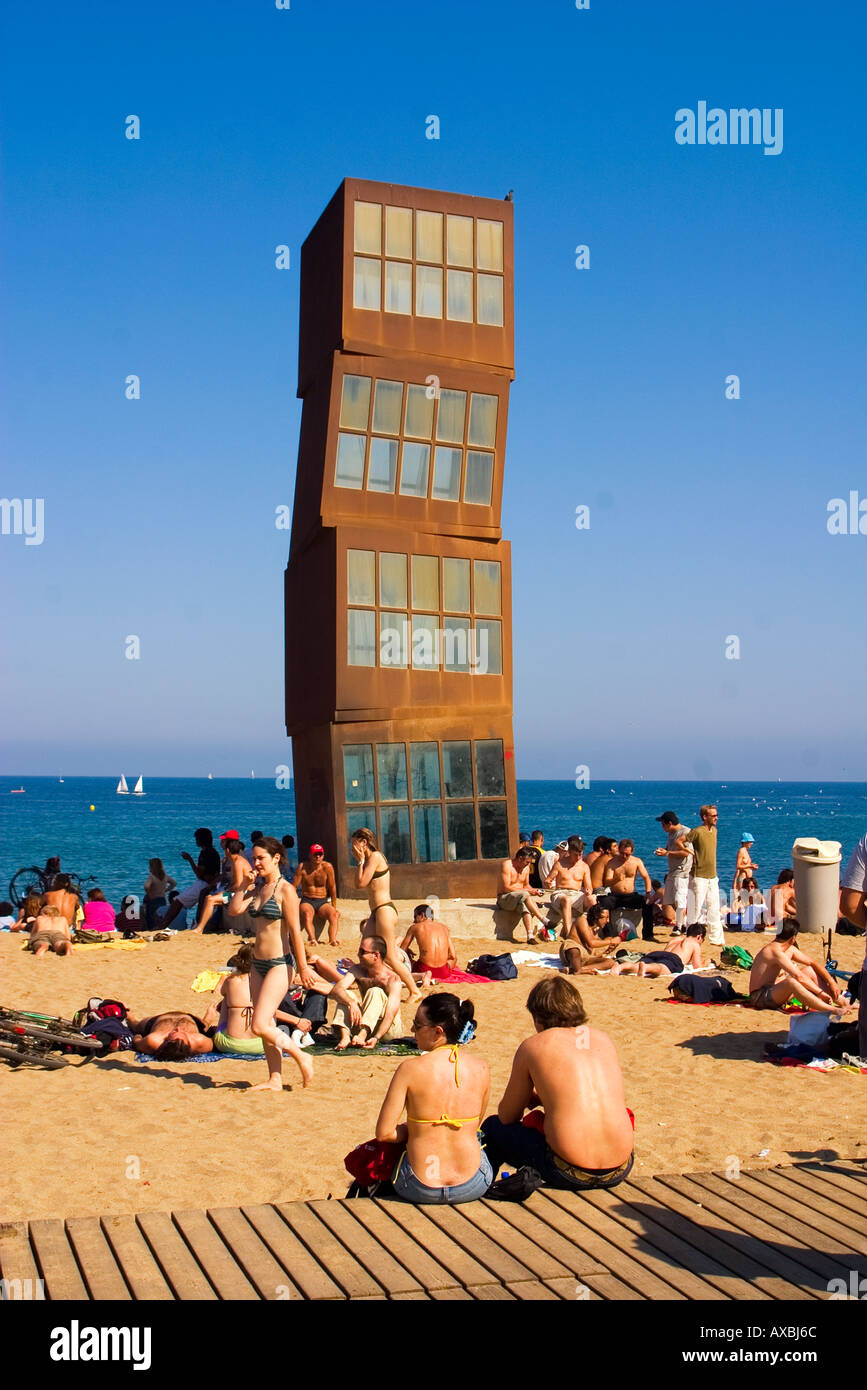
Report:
353,257,381,311
385,261,412,315
446,803,477,861
380,805,411,864
477,274,504,327
436,389,467,444
335,432,366,489
442,617,471,672
379,611,408,667
379,552,407,608
477,219,504,271
347,549,375,606
479,801,509,859
475,739,506,796
443,741,473,797
442,557,470,613
404,384,434,439
399,442,430,498
473,560,501,616
385,205,413,259
464,450,494,506
446,214,474,267
354,202,382,255
416,210,443,263
410,742,441,800
377,744,408,802
411,614,439,670
411,553,439,611
416,265,443,318
468,393,498,448
340,375,371,431
413,805,444,863
372,379,403,435
474,620,502,674
347,808,371,855
431,447,462,501
344,745,375,803
447,270,473,323
347,609,376,667
367,437,398,493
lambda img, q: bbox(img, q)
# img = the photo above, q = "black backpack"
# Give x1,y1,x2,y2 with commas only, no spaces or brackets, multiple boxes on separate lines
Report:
668,974,738,1004
466,952,518,981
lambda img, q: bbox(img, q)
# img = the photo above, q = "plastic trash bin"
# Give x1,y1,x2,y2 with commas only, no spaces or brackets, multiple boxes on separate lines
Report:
791,838,842,934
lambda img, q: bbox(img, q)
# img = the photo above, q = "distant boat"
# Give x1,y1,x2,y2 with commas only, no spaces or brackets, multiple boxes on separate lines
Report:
250,770,255,779
132,776,145,796
207,773,213,780
59,775,64,783
10,786,25,794
117,775,129,795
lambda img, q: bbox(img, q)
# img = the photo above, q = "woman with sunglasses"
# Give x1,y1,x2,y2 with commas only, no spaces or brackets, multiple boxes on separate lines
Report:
374,994,492,1204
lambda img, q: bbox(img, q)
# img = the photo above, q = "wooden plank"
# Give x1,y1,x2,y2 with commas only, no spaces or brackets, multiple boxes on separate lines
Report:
418,1204,544,1286
527,1191,686,1301
478,1199,609,1279
747,1169,867,1241
472,1282,517,1300
208,1207,300,1301
65,1218,131,1301
544,1275,600,1300
538,1189,718,1300
172,1210,259,1301
28,1220,87,1301
0,1222,42,1295
506,1278,563,1299
430,1285,474,1300
678,1175,852,1288
100,1215,174,1301
588,1182,773,1301
785,1166,867,1220
798,1164,867,1205
337,1199,463,1293
629,1177,815,1301
714,1171,867,1264
136,1211,216,1301
243,1205,345,1302
275,1201,386,1300
582,1271,645,1300
454,1201,575,1282
310,1200,424,1297
368,1199,498,1289
391,1290,430,1300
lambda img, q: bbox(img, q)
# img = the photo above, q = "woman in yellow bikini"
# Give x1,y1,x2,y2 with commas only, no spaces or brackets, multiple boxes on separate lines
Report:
374,994,492,1203
351,828,420,1000
226,836,314,1092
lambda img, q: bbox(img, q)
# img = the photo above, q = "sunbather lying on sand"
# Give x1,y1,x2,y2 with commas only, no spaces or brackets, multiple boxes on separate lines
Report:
609,924,708,977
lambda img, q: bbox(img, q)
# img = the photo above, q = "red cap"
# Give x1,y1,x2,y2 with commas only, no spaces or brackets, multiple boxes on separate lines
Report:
310,843,325,855
220,829,240,841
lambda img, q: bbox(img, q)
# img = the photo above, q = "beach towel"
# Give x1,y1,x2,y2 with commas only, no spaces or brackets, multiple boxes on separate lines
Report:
21,939,146,953
190,969,231,993
419,963,492,984
134,1041,419,1063
764,1055,867,1074
508,951,560,970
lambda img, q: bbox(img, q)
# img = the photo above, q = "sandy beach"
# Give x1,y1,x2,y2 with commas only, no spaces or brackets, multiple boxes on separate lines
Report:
1,903,864,1225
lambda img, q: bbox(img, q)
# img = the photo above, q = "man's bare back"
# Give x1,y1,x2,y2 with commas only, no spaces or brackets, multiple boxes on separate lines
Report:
402,919,452,969
517,1027,633,1170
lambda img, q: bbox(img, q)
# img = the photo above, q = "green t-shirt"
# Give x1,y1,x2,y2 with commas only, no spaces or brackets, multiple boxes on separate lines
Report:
686,825,717,878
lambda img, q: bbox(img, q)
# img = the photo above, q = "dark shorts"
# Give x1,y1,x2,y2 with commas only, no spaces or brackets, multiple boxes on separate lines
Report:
300,897,329,913
749,985,780,1010
481,1116,634,1192
643,951,683,973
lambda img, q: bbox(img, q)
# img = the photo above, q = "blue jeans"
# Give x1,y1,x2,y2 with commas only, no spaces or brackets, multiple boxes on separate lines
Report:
392,1150,493,1205
481,1116,633,1191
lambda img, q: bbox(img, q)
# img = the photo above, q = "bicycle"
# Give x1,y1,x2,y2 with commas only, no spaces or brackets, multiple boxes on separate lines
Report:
0,1006,103,1069
8,867,98,909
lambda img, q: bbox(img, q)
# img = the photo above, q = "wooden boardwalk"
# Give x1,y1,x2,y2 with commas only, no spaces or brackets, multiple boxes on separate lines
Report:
2,1161,865,1301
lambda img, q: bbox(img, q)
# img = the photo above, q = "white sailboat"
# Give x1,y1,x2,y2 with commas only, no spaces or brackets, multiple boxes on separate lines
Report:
250,769,255,779
207,773,213,780
117,775,129,795
132,776,145,796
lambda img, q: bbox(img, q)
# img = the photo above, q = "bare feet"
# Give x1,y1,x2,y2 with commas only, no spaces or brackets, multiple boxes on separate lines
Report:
334,1029,351,1052
295,1053,314,1087
422,971,432,989
249,1076,283,1092
351,1028,370,1048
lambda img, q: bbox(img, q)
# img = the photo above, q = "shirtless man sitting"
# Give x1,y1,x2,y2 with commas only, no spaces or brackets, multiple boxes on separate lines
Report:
400,904,454,985
481,977,634,1190
41,874,80,927
496,847,548,943
748,919,847,1013
588,837,617,889
311,937,403,1050
602,838,655,941
768,870,797,929
128,1010,216,1060
610,924,709,977
28,904,73,957
293,845,340,946
545,836,596,942
559,904,620,975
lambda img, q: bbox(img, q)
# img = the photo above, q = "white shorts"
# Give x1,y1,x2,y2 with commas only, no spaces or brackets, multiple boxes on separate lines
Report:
176,879,210,910
548,890,586,923
663,873,689,910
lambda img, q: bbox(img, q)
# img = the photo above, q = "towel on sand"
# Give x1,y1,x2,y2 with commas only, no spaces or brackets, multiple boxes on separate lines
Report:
190,969,231,993
134,1041,419,1063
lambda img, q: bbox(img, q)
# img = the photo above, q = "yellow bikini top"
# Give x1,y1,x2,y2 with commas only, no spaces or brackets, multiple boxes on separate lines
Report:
407,1043,480,1129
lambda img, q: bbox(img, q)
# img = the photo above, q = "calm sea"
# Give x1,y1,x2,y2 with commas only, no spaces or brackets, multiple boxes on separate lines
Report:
1,776,865,907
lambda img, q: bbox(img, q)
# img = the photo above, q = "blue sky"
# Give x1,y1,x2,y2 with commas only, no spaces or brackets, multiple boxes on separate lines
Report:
1,0,865,780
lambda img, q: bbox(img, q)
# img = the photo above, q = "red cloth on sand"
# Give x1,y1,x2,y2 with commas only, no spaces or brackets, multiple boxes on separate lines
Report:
422,962,491,984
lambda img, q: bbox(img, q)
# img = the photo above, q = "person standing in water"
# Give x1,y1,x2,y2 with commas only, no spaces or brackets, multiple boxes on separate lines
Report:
227,836,315,1092
351,828,420,1001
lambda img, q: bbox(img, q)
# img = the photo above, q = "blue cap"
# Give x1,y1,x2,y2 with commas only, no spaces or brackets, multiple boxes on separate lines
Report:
741,833,755,843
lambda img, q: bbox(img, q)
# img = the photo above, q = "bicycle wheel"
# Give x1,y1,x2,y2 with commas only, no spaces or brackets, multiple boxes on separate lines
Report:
0,1022,101,1051
0,1041,68,1070
8,868,47,908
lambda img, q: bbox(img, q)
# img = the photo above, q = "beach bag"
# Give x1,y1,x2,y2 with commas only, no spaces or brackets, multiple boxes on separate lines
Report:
721,945,753,971
466,952,517,981
668,974,737,1004
344,1139,405,1187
